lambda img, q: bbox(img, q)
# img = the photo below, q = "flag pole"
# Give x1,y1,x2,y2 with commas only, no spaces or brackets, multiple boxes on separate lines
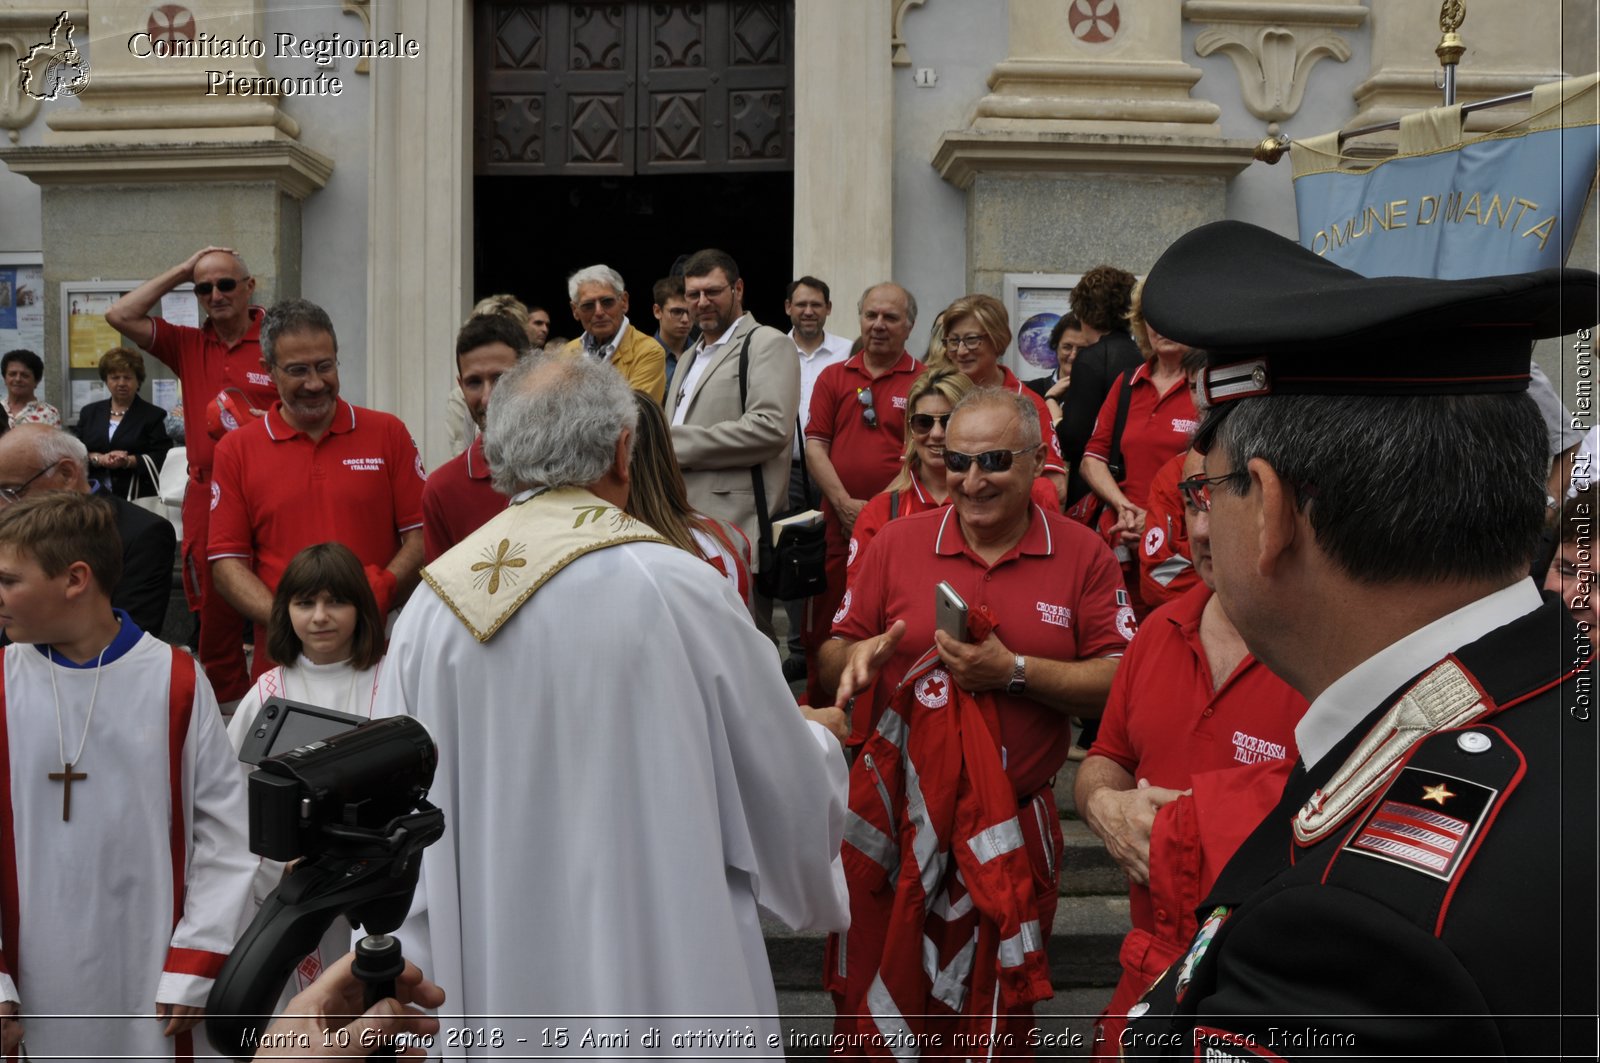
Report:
1437,0,1466,106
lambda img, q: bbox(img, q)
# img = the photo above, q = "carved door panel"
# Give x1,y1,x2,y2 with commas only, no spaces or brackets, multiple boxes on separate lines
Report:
477,2,792,176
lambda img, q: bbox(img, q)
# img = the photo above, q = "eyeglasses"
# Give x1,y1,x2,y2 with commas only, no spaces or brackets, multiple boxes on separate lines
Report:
944,333,986,352
1177,470,1251,512
855,387,877,428
575,295,620,314
0,464,57,505
273,360,339,381
909,412,951,434
686,285,729,304
943,447,1035,474
193,277,247,297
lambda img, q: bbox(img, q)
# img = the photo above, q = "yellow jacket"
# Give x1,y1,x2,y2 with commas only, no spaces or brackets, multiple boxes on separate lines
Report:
561,322,667,402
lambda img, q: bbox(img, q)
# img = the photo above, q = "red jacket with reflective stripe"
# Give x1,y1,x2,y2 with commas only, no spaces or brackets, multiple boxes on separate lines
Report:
833,637,1055,1051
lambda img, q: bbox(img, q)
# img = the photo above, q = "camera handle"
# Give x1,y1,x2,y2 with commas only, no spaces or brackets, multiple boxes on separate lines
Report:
353,934,405,1059
205,803,444,1060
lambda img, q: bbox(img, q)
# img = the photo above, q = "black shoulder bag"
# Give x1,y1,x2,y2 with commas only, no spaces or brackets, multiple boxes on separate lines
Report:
739,333,827,601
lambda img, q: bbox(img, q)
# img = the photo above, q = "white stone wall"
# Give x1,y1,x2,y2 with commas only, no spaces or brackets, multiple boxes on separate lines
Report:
261,0,371,403
889,1,1009,355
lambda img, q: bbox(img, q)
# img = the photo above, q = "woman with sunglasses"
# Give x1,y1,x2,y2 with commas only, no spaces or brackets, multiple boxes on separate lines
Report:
1,349,59,427
933,294,1068,506
848,368,1061,586
1077,279,1198,620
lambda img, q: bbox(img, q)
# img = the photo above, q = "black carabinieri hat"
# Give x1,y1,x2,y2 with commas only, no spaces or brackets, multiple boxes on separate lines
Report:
1142,221,1599,407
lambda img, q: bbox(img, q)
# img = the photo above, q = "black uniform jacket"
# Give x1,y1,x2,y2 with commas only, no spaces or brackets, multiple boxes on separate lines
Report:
75,394,171,499
1124,596,1597,1061
1054,329,1141,506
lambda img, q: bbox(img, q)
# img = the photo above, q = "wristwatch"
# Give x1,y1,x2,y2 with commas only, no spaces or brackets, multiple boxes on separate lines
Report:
1006,654,1027,695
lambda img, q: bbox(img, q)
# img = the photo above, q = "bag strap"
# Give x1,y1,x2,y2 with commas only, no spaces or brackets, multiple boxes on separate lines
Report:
793,414,814,501
1082,370,1137,532
734,331,774,546
128,454,160,500
1106,370,1135,478
889,491,900,520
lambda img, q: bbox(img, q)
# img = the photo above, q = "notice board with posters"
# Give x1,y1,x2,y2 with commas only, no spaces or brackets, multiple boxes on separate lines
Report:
1001,272,1081,381
0,256,45,368
58,280,183,425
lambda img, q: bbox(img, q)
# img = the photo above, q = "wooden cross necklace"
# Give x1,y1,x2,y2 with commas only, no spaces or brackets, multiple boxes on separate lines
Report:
47,642,108,822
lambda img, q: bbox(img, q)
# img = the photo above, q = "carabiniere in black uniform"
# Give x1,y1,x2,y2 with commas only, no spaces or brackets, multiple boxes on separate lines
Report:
1116,220,1599,1061
1123,600,1594,1059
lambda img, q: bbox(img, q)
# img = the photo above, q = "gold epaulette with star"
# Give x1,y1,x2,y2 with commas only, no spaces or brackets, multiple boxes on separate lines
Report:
420,485,668,643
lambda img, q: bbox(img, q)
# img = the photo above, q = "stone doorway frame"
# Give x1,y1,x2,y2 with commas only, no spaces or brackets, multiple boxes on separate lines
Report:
366,0,891,470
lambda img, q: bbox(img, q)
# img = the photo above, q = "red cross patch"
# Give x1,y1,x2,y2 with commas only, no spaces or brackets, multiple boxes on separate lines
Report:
915,669,951,708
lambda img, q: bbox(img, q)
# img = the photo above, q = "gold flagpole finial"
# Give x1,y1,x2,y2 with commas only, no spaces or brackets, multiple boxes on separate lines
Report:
1253,134,1291,164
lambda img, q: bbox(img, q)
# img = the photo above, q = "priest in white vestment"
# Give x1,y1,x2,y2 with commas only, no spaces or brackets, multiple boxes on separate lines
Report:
374,354,849,1056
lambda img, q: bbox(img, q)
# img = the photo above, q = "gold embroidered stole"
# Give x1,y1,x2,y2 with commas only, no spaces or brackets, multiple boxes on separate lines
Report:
420,485,668,642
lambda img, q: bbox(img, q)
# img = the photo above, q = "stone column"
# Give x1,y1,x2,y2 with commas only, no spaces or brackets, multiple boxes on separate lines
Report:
793,0,893,306
1349,0,1565,144
365,0,471,470
0,0,329,415
933,0,1257,290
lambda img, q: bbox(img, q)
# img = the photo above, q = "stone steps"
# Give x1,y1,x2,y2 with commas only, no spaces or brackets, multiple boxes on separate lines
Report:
762,887,1129,993
776,987,1113,1060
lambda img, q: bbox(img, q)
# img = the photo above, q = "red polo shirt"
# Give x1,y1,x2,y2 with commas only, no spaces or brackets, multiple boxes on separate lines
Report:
805,351,924,501
1088,583,1306,931
835,504,1132,794
421,435,507,563
998,366,1068,476
1081,363,1198,508
145,306,279,474
208,398,426,593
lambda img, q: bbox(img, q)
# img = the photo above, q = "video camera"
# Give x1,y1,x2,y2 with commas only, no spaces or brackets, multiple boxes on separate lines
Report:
206,708,445,1060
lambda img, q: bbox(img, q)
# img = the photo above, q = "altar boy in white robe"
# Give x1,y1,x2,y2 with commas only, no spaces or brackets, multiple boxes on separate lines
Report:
376,353,850,1055
0,492,254,1061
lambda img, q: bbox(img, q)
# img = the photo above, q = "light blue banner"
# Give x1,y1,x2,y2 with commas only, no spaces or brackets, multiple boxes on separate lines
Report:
1293,124,1598,279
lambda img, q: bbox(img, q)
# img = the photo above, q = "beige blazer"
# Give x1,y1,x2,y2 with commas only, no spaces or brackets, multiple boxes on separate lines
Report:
665,313,799,568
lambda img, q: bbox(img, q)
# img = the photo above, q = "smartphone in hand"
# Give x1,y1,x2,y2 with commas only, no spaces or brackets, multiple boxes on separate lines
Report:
935,581,969,643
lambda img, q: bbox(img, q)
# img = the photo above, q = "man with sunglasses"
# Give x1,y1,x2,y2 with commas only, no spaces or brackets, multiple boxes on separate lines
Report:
560,264,667,402
1118,222,1597,1060
822,388,1132,1046
107,247,278,701
801,282,923,701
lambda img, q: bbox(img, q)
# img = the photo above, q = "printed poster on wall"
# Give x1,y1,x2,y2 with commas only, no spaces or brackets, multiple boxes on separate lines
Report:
0,265,45,355
66,291,123,368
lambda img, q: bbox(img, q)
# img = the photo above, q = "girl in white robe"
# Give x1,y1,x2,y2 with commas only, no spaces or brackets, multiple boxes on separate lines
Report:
225,542,386,1003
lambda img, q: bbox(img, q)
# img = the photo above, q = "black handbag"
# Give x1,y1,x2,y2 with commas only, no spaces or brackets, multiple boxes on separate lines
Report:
737,333,827,601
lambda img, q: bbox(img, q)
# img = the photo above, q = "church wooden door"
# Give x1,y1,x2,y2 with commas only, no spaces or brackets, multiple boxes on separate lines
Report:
475,2,794,177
